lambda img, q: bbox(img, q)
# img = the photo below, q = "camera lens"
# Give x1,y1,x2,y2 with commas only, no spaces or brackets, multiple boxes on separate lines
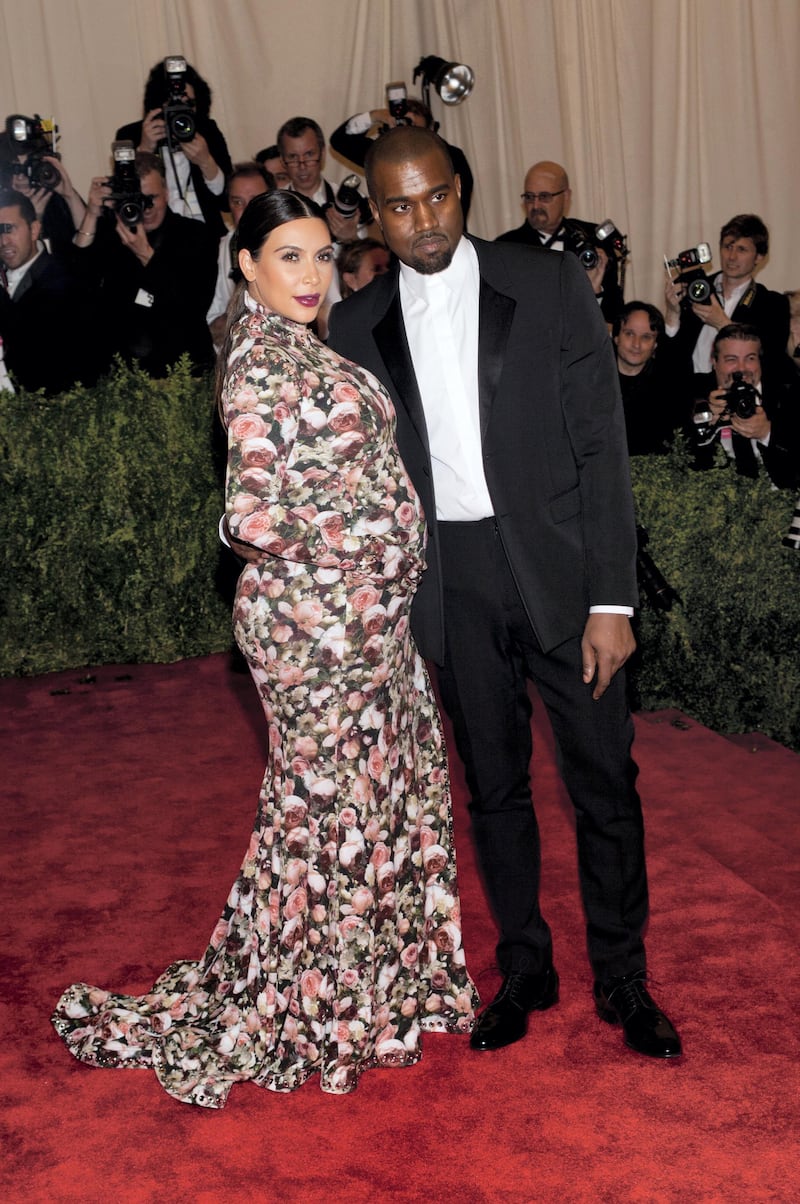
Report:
118,200,143,227
579,246,599,270
170,112,196,142
688,278,712,303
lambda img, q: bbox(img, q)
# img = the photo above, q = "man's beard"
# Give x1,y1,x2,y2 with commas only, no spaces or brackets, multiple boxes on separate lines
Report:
408,244,454,275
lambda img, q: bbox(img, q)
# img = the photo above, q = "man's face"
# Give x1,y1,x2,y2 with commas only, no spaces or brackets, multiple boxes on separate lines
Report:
139,171,169,232
228,174,269,229
280,129,324,196
523,166,570,235
0,205,40,271
343,245,391,293
369,145,463,275
713,337,762,388
719,235,762,285
614,310,658,375
263,155,291,190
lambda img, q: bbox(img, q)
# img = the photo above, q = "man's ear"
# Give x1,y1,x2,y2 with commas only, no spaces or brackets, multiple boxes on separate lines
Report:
368,198,382,231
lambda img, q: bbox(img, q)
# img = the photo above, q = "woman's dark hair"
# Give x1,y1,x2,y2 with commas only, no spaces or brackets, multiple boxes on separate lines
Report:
215,190,325,418
143,60,212,119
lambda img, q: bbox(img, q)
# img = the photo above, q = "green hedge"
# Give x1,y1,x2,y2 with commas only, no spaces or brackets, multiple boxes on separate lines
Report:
2,369,799,748
629,441,800,749
0,360,232,675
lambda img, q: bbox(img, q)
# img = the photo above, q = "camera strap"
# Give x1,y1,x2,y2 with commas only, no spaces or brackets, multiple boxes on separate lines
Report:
737,282,758,311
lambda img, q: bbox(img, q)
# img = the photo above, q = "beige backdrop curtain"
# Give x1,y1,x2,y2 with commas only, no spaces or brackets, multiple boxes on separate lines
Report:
1,0,798,307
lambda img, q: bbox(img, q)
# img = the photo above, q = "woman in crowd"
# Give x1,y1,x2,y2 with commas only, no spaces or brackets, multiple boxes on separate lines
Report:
52,190,477,1106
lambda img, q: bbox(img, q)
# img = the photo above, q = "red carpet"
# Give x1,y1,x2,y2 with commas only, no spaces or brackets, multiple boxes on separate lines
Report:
2,654,799,1202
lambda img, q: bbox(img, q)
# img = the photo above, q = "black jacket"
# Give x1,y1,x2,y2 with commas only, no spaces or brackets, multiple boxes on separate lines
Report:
692,369,800,489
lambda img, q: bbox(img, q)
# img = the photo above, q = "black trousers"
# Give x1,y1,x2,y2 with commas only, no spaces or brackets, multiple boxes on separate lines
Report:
434,518,648,982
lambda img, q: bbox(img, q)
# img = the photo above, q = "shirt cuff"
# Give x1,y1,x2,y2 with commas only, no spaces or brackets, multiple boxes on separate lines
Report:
206,168,225,195
344,112,373,135
589,605,635,617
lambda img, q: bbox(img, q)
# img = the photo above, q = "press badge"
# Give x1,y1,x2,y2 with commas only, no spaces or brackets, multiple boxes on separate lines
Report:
134,288,155,308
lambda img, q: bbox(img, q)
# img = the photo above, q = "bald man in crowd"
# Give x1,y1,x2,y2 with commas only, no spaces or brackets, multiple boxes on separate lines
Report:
497,160,623,323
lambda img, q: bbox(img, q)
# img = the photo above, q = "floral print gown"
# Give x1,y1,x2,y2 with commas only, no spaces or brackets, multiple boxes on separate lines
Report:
52,301,478,1107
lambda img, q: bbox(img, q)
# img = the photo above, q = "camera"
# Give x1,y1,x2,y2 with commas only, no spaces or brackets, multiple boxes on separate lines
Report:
4,113,61,190
664,243,714,307
386,81,410,125
564,220,627,271
161,56,196,147
105,141,150,230
722,371,759,420
331,174,363,220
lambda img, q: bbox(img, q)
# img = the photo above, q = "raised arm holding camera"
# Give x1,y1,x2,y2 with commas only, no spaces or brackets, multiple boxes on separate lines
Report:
116,57,232,239
1,114,87,255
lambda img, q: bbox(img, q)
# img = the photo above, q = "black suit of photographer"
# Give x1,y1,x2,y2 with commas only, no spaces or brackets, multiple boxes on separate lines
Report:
693,369,800,489
496,216,623,324
673,275,790,381
115,117,232,239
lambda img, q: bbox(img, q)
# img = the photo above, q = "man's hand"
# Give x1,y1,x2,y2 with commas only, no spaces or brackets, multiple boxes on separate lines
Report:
585,246,609,297
707,386,730,423
181,132,219,180
581,612,636,700
115,216,153,265
138,108,167,152
731,404,770,442
664,275,683,324
326,206,359,243
691,292,727,330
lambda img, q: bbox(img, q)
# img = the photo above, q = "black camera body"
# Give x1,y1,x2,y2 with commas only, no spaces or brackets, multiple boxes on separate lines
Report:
665,243,714,307
161,56,196,147
722,371,759,420
4,114,61,191
564,220,627,272
386,81,411,126
105,141,149,230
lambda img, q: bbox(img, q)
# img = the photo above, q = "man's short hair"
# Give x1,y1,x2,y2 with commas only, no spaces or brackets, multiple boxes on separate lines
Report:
228,161,274,190
405,98,435,128
254,144,281,164
0,187,36,225
364,125,454,201
712,322,763,358
612,301,665,340
134,151,165,182
719,214,769,257
276,118,324,154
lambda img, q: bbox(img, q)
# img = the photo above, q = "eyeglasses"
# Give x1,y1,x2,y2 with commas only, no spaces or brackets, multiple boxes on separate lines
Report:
521,190,566,204
282,152,321,167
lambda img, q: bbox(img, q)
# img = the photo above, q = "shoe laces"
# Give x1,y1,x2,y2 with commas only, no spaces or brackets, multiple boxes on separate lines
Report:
606,975,656,1021
496,971,532,1008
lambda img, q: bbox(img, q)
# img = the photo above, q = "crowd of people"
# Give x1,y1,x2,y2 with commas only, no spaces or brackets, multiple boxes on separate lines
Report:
8,56,795,1105
2,58,799,492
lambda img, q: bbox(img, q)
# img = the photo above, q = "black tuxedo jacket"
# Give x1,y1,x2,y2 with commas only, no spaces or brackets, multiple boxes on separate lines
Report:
328,236,638,664
0,251,101,394
693,370,800,489
116,117,232,239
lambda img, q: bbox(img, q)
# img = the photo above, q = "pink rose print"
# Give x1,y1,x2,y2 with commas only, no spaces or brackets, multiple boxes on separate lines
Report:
241,437,278,468
230,413,268,441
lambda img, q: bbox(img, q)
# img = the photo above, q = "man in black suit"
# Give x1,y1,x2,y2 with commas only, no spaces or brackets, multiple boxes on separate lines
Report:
496,159,624,323
0,188,98,393
693,324,800,489
328,126,681,1060
664,214,790,382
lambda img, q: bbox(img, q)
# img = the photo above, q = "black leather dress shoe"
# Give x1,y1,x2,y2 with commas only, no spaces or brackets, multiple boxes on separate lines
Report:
470,966,559,1051
594,973,682,1059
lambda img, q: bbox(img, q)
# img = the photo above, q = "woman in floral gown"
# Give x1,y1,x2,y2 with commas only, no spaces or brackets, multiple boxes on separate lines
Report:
52,191,477,1106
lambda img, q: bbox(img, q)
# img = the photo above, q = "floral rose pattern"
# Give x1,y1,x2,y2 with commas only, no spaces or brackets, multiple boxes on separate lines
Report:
52,304,478,1106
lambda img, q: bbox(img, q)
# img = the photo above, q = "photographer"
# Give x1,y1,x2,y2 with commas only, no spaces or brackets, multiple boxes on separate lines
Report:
496,160,624,323
612,301,689,455
116,58,232,239
0,188,98,394
693,323,800,489
72,151,216,377
207,161,274,350
664,214,790,381
0,117,87,255
329,97,474,223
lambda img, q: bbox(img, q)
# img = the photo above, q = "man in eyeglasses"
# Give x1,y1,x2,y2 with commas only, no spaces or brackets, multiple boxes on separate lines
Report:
496,160,623,323
72,152,217,377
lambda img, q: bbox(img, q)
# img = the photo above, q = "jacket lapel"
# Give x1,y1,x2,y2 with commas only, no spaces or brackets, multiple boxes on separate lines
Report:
476,264,515,439
373,286,430,453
